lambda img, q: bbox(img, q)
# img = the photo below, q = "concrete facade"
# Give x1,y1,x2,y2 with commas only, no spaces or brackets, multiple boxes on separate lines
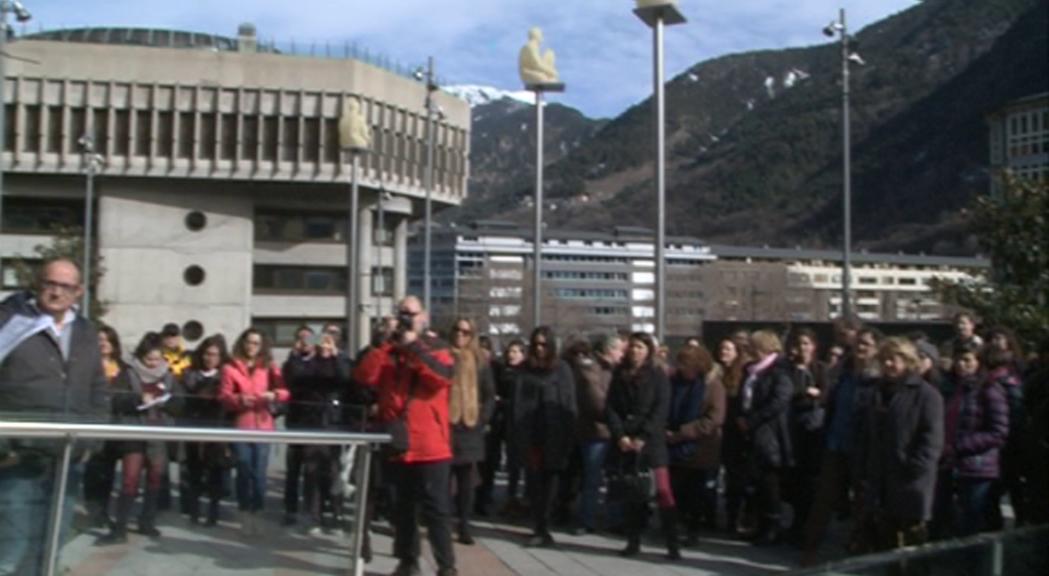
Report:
0,26,470,351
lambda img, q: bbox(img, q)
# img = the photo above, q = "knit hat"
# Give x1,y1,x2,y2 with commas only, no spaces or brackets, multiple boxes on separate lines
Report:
915,339,939,365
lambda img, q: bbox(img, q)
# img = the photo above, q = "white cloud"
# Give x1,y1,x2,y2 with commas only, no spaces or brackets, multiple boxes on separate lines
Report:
23,0,923,117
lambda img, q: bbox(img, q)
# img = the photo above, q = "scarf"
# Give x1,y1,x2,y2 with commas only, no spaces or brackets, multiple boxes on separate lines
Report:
450,347,480,427
742,353,778,412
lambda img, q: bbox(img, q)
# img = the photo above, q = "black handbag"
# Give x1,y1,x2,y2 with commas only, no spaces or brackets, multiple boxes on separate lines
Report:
607,452,656,505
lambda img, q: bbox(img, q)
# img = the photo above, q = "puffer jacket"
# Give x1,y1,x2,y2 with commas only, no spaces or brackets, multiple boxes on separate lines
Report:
949,374,1009,480
219,359,289,431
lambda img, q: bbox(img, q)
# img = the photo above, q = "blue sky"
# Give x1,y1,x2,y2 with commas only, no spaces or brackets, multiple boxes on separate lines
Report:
21,1,921,118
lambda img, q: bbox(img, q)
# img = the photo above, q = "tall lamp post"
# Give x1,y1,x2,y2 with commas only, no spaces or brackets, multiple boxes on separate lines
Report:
77,135,102,317
634,0,685,342
823,8,864,319
339,97,372,355
518,27,563,331
0,1,32,290
414,58,440,313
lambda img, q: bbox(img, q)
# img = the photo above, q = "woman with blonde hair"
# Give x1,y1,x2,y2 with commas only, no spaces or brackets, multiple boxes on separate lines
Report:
736,329,793,545
856,337,943,551
448,318,496,544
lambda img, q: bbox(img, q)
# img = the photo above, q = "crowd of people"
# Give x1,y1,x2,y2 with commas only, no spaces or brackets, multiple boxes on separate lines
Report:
2,258,1048,576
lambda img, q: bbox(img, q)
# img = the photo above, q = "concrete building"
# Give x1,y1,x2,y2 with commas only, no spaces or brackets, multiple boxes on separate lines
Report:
988,92,1049,195
409,222,988,343
707,245,988,322
409,221,714,341
0,25,470,350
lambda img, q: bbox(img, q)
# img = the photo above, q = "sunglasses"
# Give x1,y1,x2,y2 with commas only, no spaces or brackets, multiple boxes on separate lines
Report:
453,327,473,336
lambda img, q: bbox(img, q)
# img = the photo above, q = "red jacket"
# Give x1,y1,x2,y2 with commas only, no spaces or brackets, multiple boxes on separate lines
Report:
219,359,289,431
353,337,454,463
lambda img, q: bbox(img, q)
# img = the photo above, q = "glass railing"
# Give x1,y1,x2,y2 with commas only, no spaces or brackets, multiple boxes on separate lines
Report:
792,524,1049,576
0,421,389,576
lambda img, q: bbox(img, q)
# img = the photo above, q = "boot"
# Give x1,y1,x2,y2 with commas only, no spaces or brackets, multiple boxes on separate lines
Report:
618,505,642,557
661,507,682,560
97,494,133,545
458,521,475,545
138,490,162,538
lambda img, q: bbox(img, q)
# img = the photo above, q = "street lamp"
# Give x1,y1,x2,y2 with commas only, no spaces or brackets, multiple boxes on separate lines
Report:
822,8,865,319
338,97,372,355
414,57,439,313
518,27,564,331
0,0,32,291
634,0,685,342
77,135,103,317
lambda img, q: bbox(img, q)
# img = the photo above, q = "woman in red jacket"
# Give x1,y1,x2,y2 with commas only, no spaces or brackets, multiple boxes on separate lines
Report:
220,328,289,534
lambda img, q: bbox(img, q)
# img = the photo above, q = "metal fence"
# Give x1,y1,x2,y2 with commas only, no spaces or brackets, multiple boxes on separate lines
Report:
0,421,390,576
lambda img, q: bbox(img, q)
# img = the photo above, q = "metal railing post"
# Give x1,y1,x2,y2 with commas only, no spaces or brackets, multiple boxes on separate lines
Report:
43,435,75,576
350,445,373,576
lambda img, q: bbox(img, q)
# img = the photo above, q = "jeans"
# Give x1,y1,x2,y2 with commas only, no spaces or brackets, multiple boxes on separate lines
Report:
578,440,609,530
0,455,81,576
232,443,270,512
957,478,992,537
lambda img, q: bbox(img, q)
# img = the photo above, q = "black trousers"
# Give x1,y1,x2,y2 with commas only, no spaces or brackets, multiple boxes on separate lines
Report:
184,442,224,518
670,466,717,532
528,468,561,535
393,460,455,571
83,443,120,511
284,445,306,515
476,429,504,511
452,463,476,528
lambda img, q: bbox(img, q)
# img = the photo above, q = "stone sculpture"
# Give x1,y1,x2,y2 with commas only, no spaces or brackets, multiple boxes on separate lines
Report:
338,97,372,151
518,27,559,87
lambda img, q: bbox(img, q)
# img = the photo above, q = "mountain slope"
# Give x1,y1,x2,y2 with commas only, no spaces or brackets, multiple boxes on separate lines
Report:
460,0,1045,253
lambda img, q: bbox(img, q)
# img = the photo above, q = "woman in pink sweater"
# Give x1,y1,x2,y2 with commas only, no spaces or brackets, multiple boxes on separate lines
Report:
220,328,289,533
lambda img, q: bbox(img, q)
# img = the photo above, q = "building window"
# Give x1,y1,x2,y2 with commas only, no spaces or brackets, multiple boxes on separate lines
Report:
372,266,393,296
182,320,204,342
0,197,82,235
252,317,343,347
183,265,206,286
185,211,207,231
135,110,152,157
373,211,395,247
253,265,346,294
23,105,41,152
255,210,346,243
199,114,216,159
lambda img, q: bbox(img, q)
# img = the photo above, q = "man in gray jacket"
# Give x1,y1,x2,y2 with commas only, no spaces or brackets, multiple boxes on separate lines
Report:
0,258,108,576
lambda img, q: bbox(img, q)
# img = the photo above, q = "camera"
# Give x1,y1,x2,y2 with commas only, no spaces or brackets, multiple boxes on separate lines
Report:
396,310,416,333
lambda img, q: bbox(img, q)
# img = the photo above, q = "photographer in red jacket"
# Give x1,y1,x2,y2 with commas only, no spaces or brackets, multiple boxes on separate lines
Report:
353,296,457,576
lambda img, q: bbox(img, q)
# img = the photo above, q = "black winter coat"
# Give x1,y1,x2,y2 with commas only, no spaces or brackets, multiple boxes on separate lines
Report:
606,363,671,469
510,360,577,471
451,362,497,464
285,354,352,430
857,373,944,523
744,358,795,469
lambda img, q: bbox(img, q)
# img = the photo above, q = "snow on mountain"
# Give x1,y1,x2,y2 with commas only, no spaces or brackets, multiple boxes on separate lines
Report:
444,85,535,107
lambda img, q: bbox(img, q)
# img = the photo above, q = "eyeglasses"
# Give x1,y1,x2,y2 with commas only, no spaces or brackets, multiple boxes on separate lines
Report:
532,340,547,348
245,339,263,346
41,280,79,294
